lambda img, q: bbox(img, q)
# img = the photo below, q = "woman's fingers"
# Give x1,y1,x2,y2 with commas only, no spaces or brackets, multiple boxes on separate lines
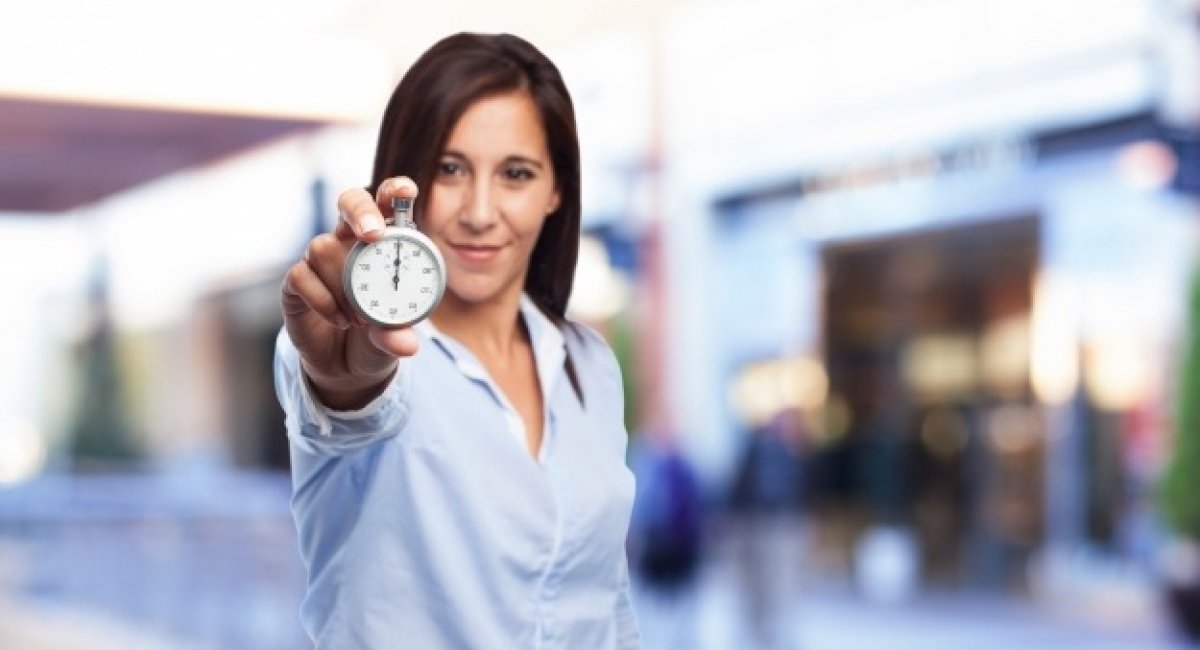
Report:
334,179,418,243
282,259,349,329
368,326,420,358
308,232,365,323
335,187,388,242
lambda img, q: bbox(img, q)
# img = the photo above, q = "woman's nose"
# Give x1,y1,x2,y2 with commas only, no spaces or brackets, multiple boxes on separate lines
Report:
460,179,497,231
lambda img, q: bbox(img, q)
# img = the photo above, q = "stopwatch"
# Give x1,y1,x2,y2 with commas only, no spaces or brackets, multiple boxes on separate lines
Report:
343,196,447,327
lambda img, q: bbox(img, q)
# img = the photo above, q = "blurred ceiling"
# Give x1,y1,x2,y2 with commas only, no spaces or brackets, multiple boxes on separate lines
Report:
0,98,324,213
0,0,683,215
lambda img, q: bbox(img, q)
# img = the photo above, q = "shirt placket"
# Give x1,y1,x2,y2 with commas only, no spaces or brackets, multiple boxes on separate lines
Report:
535,415,574,649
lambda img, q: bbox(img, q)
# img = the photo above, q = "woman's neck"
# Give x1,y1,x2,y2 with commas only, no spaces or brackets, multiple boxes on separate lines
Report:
430,291,527,360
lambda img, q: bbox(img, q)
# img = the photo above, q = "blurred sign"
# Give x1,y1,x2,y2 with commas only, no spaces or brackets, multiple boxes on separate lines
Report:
717,138,1033,210
801,139,1034,197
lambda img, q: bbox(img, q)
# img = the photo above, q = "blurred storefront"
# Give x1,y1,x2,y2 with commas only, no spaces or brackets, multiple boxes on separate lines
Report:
653,0,1200,596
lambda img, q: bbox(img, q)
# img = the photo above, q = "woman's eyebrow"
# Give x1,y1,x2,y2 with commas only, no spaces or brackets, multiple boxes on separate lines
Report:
504,155,545,169
440,150,547,169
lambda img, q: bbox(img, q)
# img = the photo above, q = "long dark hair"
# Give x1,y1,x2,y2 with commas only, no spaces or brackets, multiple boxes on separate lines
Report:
369,32,585,400
369,32,581,326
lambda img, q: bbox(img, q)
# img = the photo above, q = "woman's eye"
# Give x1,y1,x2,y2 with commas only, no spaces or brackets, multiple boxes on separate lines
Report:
438,161,463,176
503,167,535,182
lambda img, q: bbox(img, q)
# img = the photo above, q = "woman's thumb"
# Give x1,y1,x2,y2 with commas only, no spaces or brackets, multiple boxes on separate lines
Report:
367,326,421,358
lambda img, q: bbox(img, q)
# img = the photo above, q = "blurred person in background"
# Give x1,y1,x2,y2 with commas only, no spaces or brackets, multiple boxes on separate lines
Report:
274,32,639,649
627,426,703,649
729,406,809,649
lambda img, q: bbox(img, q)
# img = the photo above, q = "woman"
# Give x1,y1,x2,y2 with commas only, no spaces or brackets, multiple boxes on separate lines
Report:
274,32,640,649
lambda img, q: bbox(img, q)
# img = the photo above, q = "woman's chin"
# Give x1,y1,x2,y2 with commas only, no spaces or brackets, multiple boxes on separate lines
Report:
445,280,505,306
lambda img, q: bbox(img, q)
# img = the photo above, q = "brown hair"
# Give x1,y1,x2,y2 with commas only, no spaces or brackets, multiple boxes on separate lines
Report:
369,32,581,324
369,32,585,400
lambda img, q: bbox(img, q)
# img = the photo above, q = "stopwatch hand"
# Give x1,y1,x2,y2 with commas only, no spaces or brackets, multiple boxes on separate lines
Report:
393,241,402,290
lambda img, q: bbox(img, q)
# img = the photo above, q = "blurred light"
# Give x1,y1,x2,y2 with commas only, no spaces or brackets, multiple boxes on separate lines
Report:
1116,141,1177,191
1084,335,1151,411
900,333,977,402
824,395,853,441
778,357,829,410
568,236,630,322
0,420,47,485
854,526,919,604
920,407,968,460
805,393,853,446
729,356,828,428
1030,273,1080,404
730,363,780,428
986,404,1042,455
980,315,1031,397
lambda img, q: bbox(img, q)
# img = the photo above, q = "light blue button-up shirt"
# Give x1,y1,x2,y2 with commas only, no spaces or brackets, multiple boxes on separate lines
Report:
275,295,640,649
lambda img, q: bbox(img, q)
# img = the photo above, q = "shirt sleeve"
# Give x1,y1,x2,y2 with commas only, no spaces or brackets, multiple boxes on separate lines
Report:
614,554,640,649
273,328,412,456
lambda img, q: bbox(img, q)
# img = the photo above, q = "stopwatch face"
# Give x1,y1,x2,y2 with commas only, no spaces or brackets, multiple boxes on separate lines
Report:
343,227,446,327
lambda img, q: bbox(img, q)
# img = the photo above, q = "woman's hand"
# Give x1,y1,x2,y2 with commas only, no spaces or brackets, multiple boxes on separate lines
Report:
281,177,422,410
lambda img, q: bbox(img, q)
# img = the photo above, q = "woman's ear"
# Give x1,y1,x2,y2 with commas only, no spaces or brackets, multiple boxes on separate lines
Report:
546,189,561,216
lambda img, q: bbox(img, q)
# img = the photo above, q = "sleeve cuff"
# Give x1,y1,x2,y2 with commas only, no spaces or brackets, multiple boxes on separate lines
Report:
275,329,412,455
297,364,408,437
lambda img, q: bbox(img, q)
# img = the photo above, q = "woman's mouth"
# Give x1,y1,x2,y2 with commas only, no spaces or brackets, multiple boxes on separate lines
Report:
451,243,502,264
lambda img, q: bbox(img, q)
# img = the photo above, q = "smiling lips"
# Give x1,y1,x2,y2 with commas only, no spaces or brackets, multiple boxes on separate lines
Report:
451,243,503,264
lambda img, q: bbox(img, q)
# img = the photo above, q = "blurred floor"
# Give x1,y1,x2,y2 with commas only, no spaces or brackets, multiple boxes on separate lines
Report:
635,575,1187,650
0,593,199,650
0,471,307,650
634,520,1192,650
0,472,1195,650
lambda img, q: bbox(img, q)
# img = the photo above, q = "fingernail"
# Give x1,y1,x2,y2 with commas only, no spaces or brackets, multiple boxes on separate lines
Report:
363,216,384,234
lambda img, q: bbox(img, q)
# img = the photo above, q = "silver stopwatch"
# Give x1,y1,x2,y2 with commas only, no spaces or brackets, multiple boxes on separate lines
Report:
343,197,447,327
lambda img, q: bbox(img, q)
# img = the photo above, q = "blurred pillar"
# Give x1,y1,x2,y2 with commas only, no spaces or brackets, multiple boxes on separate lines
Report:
636,26,669,436
636,222,667,433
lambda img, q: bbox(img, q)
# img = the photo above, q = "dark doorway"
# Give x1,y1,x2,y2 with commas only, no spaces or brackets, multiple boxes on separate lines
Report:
815,216,1042,590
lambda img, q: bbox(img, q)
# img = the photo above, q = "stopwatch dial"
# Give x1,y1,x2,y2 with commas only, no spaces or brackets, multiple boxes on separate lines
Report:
346,234,444,326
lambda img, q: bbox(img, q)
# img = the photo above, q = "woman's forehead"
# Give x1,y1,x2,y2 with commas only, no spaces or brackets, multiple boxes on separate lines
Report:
444,91,550,160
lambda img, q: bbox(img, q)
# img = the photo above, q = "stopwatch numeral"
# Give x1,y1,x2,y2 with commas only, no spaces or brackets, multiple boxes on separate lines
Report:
358,283,369,292
374,248,383,255
408,302,418,309
412,249,420,258
358,263,371,271
389,307,399,316
420,287,431,294
422,268,432,274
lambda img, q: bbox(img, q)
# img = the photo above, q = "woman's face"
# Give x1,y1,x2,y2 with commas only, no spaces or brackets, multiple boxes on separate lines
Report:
424,90,560,310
